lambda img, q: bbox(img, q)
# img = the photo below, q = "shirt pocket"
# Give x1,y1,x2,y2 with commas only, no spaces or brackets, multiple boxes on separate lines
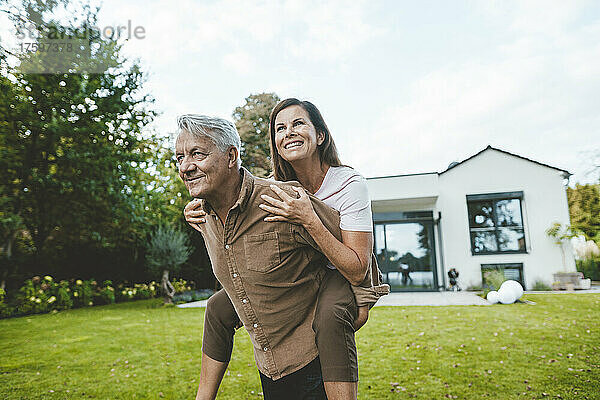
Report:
244,231,281,273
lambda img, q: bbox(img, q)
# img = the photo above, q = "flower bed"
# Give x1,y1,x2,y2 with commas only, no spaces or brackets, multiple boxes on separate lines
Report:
0,276,200,319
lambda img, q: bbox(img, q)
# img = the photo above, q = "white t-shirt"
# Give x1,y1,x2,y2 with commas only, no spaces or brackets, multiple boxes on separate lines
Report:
314,166,373,233
314,166,373,270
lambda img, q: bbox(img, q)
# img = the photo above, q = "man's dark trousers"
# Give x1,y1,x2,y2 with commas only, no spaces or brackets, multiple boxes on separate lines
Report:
259,357,327,400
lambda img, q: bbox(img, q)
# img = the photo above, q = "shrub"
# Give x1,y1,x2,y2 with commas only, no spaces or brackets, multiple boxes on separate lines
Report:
577,258,600,281
466,285,483,292
94,280,116,305
173,289,214,304
16,277,51,315
482,270,506,291
72,279,94,307
54,280,73,311
117,285,136,302
83,280,95,306
133,283,153,300
532,280,551,291
172,278,193,294
4,275,197,318
192,289,213,301
115,282,158,302
174,293,193,304
71,279,85,307
0,288,14,318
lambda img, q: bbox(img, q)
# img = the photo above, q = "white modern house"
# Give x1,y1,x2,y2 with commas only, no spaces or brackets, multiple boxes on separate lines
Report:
367,146,576,292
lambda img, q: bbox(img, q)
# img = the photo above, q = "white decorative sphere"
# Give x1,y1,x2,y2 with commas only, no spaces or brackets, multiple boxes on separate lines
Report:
486,290,500,304
498,287,517,304
500,280,524,301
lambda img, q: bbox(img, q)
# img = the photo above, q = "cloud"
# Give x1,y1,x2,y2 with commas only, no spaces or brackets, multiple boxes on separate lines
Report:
87,1,599,184
345,1,600,183
99,0,384,75
221,49,256,75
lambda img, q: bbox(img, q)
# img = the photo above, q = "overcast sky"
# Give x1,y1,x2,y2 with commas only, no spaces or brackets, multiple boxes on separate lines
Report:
8,0,600,183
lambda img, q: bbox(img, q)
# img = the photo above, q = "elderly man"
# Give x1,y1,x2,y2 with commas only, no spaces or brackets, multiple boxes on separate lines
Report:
175,114,349,399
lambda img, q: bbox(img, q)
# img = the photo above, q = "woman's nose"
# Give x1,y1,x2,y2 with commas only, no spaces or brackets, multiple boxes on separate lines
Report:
284,125,297,137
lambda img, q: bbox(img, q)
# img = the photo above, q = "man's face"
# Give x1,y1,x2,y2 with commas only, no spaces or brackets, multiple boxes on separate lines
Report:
175,131,232,199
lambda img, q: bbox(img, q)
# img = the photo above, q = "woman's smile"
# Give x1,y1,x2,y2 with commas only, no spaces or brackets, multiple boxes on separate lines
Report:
283,140,304,149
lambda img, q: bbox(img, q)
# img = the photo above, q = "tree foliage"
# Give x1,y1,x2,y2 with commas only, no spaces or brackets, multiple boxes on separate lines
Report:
567,183,600,243
1,4,154,254
145,225,191,277
0,0,207,288
232,92,279,177
146,224,192,303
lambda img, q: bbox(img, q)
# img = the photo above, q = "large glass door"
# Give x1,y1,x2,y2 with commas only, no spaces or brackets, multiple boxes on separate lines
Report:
375,221,438,291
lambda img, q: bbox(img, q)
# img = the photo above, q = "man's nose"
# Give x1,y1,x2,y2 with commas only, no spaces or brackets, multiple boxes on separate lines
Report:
179,158,196,174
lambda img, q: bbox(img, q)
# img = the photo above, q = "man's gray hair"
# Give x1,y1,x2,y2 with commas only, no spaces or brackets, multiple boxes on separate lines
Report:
176,114,242,167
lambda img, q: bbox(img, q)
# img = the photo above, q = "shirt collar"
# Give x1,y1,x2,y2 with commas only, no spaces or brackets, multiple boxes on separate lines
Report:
232,167,254,212
201,167,254,215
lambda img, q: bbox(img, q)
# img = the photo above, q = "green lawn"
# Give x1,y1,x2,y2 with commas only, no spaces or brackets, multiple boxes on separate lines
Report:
1,294,599,399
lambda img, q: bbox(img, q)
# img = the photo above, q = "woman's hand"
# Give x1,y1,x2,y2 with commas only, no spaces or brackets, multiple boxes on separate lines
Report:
184,198,207,233
259,185,319,228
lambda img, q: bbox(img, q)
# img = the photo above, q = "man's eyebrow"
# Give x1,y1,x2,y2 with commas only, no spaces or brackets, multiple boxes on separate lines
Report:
176,146,203,154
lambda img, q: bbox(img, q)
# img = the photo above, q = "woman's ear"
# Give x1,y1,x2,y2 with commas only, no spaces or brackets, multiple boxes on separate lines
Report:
317,131,325,146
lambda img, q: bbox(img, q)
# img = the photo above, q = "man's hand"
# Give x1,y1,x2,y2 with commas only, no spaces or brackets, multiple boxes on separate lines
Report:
353,306,369,331
184,198,207,232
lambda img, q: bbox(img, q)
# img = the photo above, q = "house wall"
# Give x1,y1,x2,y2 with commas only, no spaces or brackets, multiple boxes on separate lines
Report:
366,148,575,291
437,149,575,290
368,173,445,289
368,173,439,201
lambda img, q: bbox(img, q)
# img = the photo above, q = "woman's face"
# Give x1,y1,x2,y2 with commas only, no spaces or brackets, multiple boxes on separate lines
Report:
274,105,324,164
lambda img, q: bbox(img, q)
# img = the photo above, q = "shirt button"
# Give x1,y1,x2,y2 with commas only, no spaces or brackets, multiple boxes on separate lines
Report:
263,347,268,352
253,323,258,328
242,299,248,303
225,244,230,250
232,273,238,278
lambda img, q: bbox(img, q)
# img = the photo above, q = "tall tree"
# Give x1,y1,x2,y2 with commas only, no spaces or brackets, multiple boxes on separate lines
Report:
232,93,279,177
0,0,156,285
567,183,600,243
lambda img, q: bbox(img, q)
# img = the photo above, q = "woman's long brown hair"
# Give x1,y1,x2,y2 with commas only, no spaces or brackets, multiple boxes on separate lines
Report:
269,98,342,181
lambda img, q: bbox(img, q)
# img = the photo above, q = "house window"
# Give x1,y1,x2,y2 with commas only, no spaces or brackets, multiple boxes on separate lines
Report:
481,263,524,288
466,192,526,254
373,213,438,291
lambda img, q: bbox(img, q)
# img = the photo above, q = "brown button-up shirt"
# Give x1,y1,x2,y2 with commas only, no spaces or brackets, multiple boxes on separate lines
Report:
198,168,342,380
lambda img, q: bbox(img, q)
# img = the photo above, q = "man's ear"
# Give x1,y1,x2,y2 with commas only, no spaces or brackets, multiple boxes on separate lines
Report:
227,146,239,169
